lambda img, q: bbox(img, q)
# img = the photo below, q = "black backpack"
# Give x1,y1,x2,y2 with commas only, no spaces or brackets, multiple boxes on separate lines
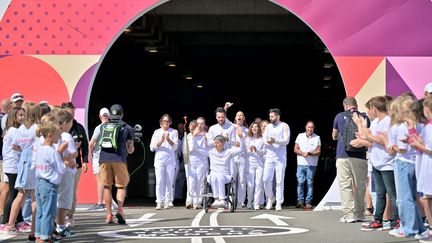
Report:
98,121,124,151
342,110,367,153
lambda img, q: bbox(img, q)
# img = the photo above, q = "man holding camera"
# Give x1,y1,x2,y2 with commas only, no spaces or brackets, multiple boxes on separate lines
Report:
98,104,135,224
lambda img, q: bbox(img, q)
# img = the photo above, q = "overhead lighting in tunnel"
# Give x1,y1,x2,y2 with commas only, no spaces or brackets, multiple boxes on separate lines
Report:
323,63,334,68
323,47,330,53
196,84,203,88
323,84,332,89
165,61,176,67
323,75,333,81
124,28,132,33
184,75,193,80
145,46,158,53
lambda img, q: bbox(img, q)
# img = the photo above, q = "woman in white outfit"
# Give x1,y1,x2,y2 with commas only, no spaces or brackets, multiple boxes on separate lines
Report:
186,118,209,209
150,114,178,210
246,122,266,210
191,126,245,208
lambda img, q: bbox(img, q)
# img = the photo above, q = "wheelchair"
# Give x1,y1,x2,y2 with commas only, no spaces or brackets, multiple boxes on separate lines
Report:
202,177,237,213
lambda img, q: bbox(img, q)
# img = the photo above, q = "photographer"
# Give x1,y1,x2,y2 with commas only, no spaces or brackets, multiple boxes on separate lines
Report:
98,104,134,224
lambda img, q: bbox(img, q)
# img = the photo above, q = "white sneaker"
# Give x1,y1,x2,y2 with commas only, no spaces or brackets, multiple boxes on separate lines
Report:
246,202,253,209
265,198,275,210
65,217,74,228
275,203,282,211
237,202,243,208
168,202,174,208
211,200,220,207
155,203,163,210
218,200,226,208
193,204,202,209
254,205,260,210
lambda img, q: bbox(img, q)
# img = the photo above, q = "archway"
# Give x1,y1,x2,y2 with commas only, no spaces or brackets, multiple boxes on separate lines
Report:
88,0,345,205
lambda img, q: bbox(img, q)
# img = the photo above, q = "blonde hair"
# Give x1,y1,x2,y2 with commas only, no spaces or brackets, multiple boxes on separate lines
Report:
399,96,415,122
36,113,59,137
36,121,60,139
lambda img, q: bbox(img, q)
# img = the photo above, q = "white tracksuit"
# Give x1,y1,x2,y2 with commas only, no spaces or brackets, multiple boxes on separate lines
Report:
191,136,246,200
186,133,209,205
231,126,249,206
262,121,290,205
246,136,266,207
150,128,178,204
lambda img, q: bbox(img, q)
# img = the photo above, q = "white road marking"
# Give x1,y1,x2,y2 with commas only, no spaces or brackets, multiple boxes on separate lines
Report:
191,210,206,243
127,213,164,227
210,210,226,243
250,213,294,226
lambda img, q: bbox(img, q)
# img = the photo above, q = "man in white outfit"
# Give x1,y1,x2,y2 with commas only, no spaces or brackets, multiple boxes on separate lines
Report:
262,108,290,211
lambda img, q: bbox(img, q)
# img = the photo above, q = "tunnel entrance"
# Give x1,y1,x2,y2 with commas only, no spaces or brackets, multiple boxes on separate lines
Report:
89,0,345,206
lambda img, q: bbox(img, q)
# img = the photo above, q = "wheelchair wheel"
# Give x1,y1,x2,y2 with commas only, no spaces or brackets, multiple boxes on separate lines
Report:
230,181,237,213
203,182,209,213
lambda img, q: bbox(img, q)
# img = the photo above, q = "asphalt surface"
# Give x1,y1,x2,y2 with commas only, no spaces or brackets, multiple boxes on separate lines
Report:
2,204,419,243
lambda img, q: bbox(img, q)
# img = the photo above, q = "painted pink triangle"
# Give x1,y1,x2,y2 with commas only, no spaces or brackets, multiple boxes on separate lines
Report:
387,57,432,98
386,59,412,97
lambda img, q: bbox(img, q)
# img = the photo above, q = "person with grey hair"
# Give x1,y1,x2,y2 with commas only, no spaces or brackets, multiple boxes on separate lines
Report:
190,127,246,208
332,96,369,223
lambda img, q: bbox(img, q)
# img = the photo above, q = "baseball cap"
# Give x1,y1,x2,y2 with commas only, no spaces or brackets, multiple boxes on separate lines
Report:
109,104,123,119
10,93,24,103
99,107,110,117
425,82,432,93
39,100,48,105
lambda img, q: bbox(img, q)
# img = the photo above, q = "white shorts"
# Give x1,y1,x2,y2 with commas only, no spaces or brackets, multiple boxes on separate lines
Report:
92,152,100,175
57,172,75,210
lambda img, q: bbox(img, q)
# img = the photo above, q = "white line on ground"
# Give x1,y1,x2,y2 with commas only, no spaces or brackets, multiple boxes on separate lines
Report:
250,213,294,226
191,210,206,243
210,210,226,243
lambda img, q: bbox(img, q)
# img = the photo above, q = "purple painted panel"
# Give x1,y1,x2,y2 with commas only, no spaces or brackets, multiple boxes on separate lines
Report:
71,64,97,108
386,59,411,97
276,0,432,56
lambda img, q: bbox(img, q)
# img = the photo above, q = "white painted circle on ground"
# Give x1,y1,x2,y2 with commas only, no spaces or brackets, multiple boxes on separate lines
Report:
99,225,309,239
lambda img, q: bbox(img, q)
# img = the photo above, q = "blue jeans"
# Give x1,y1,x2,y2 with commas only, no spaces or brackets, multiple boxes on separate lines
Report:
394,159,425,236
35,178,57,240
296,165,317,204
372,167,398,222
22,193,32,221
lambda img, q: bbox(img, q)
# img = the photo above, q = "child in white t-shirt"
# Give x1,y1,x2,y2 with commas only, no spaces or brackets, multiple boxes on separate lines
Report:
54,110,77,237
34,121,66,241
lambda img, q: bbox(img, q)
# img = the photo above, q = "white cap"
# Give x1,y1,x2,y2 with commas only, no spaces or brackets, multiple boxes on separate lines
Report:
10,93,24,103
99,107,110,116
425,82,432,93
39,100,48,105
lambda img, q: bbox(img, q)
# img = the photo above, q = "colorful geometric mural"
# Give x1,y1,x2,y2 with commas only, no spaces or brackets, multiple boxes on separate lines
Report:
0,0,431,203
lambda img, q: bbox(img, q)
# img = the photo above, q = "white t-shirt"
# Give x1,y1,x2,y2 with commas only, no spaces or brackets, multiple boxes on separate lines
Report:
417,124,432,195
207,122,235,148
245,136,266,167
263,121,290,163
396,122,422,164
54,132,77,174
13,124,37,152
35,144,66,185
91,123,103,154
187,133,208,166
295,132,321,166
370,116,393,171
2,127,19,174
149,128,178,166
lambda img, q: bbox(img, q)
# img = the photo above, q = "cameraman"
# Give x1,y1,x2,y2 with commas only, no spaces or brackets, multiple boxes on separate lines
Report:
98,104,134,224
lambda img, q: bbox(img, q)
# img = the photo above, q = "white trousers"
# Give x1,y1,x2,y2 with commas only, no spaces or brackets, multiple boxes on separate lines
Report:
231,156,248,204
155,163,175,203
189,162,208,205
184,163,191,204
263,160,286,204
207,173,231,199
247,165,264,207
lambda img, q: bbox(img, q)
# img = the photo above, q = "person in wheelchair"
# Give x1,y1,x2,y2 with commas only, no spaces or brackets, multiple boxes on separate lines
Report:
191,126,245,208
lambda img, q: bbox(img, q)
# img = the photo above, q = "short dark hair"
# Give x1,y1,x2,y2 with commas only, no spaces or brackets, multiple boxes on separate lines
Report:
269,108,281,115
61,102,75,109
215,107,225,114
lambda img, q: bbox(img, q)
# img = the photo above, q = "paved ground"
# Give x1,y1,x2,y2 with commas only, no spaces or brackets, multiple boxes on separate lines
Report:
2,204,420,242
